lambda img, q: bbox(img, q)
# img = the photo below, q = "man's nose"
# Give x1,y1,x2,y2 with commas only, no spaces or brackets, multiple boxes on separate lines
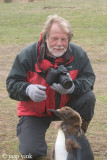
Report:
57,39,63,46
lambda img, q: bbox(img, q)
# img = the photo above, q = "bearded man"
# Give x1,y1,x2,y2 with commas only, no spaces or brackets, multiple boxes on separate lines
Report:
6,15,96,160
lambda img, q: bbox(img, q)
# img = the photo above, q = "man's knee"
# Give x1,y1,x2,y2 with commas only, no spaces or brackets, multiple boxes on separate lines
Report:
67,91,96,121
83,91,96,119
17,116,51,159
79,92,96,120
86,91,96,105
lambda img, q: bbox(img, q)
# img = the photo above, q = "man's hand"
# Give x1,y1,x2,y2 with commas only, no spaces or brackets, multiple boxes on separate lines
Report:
51,83,75,95
26,84,47,102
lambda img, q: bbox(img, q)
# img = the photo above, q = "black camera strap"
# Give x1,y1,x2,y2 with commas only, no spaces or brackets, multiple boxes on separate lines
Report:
55,92,61,110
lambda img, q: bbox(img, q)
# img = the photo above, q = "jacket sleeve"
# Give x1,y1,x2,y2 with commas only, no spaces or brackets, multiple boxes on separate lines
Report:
6,43,37,101
72,48,95,97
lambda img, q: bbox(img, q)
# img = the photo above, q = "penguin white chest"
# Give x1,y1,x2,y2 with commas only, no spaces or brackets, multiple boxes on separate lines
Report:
55,129,68,160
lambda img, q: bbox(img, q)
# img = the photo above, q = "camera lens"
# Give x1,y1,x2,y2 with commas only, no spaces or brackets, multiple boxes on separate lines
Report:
62,79,73,89
59,75,73,89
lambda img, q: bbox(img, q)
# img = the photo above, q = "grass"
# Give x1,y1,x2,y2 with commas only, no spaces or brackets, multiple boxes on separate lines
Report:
0,0,107,46
97,95,107,103
0,0,107,159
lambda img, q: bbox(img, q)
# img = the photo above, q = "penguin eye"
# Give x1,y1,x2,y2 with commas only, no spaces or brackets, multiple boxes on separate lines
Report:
63,112,70,117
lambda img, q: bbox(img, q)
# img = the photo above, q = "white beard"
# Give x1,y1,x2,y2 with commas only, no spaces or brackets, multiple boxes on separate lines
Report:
46,40,67,58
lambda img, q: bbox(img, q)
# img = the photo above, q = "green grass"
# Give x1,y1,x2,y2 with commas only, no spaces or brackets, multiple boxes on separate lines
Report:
97,95,107,103
0,0,107,46
0,0,107,160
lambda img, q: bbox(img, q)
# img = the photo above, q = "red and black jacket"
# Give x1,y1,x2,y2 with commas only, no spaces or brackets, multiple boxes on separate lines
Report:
6,42,95,117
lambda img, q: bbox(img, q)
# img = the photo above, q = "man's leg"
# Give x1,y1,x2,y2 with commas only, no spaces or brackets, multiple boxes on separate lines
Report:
16,116,52,159
67,91,96,133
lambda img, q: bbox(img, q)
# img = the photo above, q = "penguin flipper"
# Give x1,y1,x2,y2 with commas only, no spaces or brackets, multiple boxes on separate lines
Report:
66,133,94,160
76,133,94,160
66,151,77,160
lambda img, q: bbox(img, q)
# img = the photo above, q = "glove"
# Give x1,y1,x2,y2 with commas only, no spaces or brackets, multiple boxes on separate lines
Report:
51,83,75,95
51,73,75,95
26,84,47,102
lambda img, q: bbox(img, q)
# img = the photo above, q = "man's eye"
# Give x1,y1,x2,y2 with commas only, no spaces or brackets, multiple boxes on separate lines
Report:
62,38,67,42
53,38,58,41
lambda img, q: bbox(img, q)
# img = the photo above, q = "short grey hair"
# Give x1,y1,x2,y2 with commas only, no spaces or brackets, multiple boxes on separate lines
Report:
42,15,73,42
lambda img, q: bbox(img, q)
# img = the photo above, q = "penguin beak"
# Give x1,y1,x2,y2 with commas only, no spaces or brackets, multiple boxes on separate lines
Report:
48,109,61,117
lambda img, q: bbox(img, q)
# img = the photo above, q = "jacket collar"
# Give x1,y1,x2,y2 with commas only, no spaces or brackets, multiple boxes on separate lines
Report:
35,42,74,73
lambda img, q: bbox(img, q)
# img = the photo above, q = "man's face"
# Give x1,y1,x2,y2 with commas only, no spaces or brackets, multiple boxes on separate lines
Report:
45,23,69,58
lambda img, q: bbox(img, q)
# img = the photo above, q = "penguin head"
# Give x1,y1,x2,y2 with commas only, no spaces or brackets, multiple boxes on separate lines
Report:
48,106,82,127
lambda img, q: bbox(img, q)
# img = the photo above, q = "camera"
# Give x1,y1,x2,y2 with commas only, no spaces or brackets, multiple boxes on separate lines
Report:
46,65,73,89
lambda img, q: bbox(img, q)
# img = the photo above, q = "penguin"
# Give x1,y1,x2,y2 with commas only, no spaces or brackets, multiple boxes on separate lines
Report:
48,106,94,160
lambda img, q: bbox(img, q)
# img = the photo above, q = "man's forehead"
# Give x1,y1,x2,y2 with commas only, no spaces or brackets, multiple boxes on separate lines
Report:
49,23,68,35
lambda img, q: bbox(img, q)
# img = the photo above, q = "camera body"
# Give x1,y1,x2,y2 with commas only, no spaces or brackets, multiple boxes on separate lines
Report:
46,65,73,89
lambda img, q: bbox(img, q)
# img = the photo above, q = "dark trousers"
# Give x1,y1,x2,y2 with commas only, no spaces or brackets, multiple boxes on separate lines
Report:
17,91,96,159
